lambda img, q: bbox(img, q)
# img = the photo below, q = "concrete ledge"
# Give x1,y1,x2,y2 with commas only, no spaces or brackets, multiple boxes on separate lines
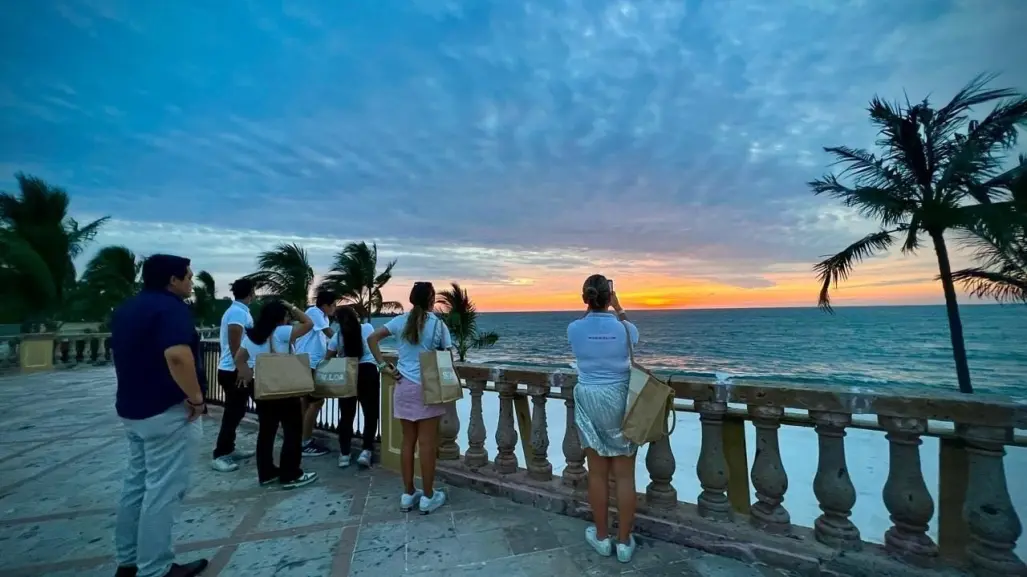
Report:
431,459,969,577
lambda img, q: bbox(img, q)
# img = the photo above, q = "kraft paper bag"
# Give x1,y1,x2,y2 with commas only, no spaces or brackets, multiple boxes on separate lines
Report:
314,357,359,398
420,349,463,404
254,352,315,400
620,323,677,444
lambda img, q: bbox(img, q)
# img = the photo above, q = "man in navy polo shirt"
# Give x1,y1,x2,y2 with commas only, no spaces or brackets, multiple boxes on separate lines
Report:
111,254,209,577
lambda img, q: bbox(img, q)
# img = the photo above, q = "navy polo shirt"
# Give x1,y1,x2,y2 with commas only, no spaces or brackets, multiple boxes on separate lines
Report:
111,289,207,420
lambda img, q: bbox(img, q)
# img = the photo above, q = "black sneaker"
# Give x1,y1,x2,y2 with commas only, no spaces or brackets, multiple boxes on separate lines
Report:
281,471,318,489
162,559,208,577
301,440,329,457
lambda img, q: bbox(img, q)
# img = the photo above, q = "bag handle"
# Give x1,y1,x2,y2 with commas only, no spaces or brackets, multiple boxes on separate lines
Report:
431,314,445,351
625,320,678,438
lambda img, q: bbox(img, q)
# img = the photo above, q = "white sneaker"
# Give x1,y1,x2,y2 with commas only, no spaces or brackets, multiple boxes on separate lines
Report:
338,454,351,468
419,490,447,515
211,456,239,473
356,449,372,468
400,489,424,512
616,535,637,563
229,448,255,460
585,526,612,557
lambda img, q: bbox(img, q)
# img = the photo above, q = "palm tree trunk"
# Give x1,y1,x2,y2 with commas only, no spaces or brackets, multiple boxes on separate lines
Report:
930,232,974,394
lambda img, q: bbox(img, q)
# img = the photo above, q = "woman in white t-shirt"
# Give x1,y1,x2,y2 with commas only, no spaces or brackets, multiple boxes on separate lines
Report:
325,305,380,469
233,300,317,489
367,281,452,515
567,274,639,562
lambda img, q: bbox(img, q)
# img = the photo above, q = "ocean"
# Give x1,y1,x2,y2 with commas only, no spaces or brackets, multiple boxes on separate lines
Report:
373,305,1027,397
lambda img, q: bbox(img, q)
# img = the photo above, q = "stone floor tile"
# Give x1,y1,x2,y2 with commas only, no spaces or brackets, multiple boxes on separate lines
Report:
503,521,564,555
0,511,117,569
173,499,254,543
406,527,515,573
255,485,357,531
218,528,342,575
354,519,407,552
349,542,407,576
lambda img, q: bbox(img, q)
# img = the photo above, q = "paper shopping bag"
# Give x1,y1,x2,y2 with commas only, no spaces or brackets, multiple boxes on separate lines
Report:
420,349,463,405
313,357,359,398
254,352,315,400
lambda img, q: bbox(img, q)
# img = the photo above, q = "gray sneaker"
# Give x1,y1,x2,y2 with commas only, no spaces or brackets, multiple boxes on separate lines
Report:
356,449,372,468
419,490,447,515
211,456,239,473
400,489,424,512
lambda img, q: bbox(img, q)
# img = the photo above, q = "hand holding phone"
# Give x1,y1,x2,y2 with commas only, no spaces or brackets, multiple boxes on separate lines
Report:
607,279,614,291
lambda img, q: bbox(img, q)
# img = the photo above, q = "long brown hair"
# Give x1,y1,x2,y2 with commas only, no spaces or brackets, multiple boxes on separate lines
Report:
402,282,435,344
334,305,364,358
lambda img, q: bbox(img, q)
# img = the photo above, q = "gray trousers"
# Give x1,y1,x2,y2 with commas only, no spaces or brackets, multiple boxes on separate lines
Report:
115,404,201,577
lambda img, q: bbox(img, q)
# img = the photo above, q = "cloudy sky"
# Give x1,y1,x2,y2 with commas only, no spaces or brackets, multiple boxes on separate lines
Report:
2,0,1025,311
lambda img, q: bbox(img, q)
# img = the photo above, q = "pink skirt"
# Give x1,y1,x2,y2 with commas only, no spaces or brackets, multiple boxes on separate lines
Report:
393,375,447,421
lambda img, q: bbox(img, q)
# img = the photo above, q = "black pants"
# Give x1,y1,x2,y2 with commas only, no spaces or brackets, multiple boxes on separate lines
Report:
255,395,304,484
338,363,381,455
213,370,252,459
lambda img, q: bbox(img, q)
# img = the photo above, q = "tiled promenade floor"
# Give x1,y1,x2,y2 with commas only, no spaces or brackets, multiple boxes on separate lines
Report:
0,368,788,577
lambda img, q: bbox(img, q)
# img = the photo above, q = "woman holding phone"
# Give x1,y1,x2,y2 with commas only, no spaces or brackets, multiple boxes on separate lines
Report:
567,274,639,562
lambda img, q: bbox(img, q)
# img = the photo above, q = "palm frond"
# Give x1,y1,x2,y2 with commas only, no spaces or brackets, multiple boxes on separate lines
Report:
814,230,898,312
950,267,1027,303
245,243,314,306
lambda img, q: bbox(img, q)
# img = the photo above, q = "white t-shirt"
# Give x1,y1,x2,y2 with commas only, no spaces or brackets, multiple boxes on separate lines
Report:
240,325,294,369
327,322,376,364
384,312,453,384
294,306,331,368
567,313,639,387
217,301,254,371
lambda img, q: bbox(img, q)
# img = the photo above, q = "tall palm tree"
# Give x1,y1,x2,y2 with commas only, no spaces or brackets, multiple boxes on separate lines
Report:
75,245,141,323
0,173,107,324
811,74,1027,394
435,282,499,362
951,157,1027,303
319,241,402,321
243,243,315,307
191,270,220,325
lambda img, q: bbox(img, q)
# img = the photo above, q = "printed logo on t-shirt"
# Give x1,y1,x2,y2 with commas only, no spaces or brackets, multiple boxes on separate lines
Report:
587,334,619,341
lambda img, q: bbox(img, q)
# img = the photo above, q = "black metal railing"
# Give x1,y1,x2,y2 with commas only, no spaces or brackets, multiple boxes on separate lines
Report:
200,341,377,439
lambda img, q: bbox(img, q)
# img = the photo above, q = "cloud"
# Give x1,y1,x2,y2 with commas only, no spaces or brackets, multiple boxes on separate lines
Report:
1,0,1024,303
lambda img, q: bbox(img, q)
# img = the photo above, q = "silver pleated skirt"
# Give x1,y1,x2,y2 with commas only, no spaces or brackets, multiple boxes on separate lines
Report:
573,382,638,457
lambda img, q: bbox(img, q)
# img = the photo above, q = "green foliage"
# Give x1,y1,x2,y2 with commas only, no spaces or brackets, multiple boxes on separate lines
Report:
319,241,402,321
71,245,141,324
951,157,1027,303
435,282,499,362
190,270,222,325
242,243,315,308
0,173,108,325
810,74,1027,393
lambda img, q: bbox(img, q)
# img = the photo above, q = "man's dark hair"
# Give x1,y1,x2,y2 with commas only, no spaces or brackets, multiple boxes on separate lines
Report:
315,290,337,308
230,278,254,300
141,254,191,291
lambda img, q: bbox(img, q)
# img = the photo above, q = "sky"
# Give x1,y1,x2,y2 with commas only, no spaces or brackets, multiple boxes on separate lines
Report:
2,0,1025,312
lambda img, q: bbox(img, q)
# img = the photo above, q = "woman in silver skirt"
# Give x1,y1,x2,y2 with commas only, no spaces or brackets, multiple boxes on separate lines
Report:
567,274,638,563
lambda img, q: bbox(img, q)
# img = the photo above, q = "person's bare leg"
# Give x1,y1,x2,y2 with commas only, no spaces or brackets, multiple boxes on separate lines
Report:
302,398,325,442
585,449,611,539
400,420,418,494
417,418,439,497
611,454,638,542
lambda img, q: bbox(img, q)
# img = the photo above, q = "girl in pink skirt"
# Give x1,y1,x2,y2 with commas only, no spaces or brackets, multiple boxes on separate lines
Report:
367,281,452,514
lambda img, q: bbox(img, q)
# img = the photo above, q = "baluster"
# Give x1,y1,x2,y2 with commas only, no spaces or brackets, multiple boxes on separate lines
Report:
878,416,937,566
527,385,552,481
561,390,587,488
88,337,100,363
811,411,861,550
696,401,731,521
645,434,677,507
59,339,70,365
494,381,519,474
104,337,113,362
464,379,488,469
74,337,86,363
961,425,1025,575
437,401,461,460
749,405,790,533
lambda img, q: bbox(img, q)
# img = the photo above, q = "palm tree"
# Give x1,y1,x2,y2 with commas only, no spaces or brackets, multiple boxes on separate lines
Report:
191,270,220,325
75,245,141,323
951,157,1027,303
811,74,1027,394
0,173,108,324
435,282,499,362
319,241,403,321
243,243,315,307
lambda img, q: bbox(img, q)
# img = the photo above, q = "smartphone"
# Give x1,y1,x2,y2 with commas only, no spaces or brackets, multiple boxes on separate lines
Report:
607,279,614,291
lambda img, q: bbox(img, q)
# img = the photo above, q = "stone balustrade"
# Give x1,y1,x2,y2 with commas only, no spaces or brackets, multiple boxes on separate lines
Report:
373,357,1025,577
0,327,219,372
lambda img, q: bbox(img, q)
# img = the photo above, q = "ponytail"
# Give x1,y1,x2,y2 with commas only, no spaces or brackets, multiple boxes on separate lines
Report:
402,306,428,344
